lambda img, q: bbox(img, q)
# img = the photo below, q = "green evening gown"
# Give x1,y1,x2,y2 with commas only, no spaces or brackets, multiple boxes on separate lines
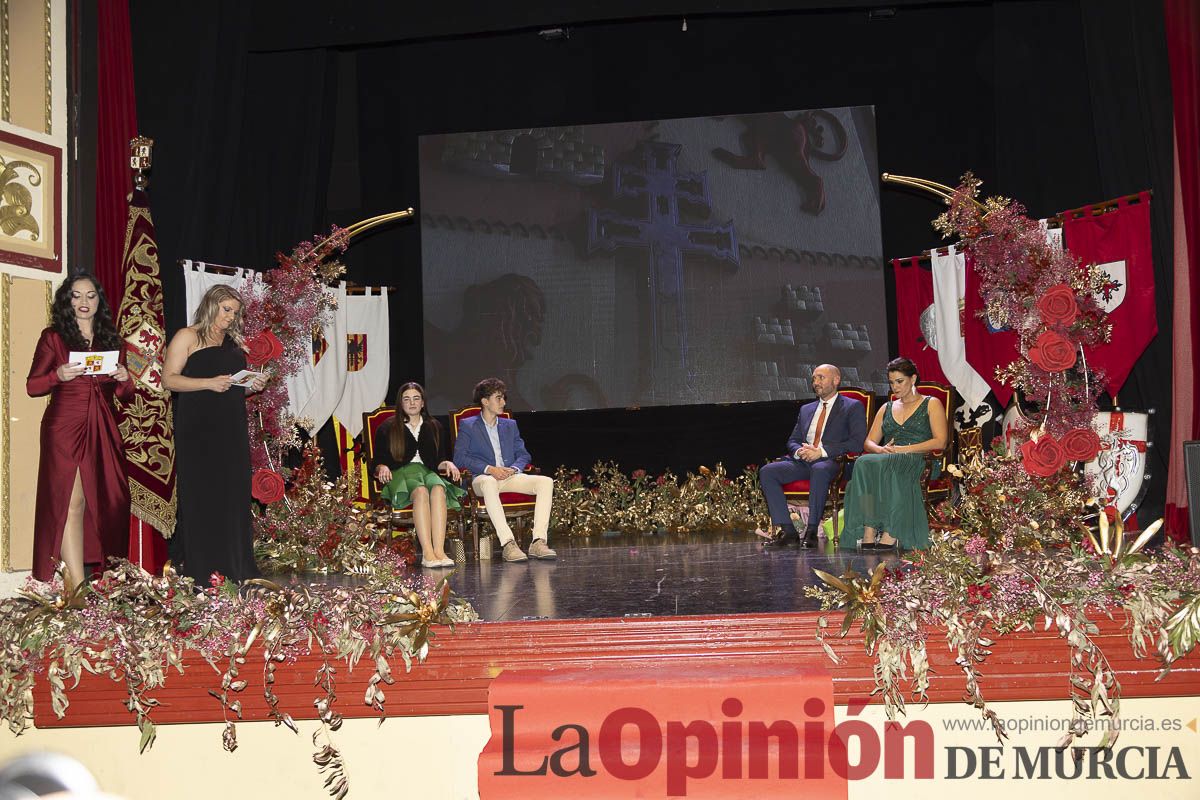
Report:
841,396,935,550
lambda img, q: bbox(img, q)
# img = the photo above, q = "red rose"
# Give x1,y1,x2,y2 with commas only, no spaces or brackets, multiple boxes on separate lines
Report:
631,469,647,479
245,330,283,366
251,468,286,504
1036,284,1079,326
1028,330,1077,372
1060,427,1101,462
1020,436,1066,477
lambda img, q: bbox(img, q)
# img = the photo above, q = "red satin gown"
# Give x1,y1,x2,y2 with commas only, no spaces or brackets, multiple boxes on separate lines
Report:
26,328,134,581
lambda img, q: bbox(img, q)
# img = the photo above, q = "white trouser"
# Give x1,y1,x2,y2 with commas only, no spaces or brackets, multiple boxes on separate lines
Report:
471,472,554,545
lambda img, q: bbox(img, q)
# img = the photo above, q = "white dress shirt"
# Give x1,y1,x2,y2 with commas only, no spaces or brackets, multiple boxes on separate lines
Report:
405,419,424,465
483,416,505,467
798,398,832,458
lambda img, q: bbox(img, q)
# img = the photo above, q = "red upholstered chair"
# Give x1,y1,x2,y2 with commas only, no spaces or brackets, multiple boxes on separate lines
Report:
361,406,469,548
781,386,875,538
449,406,538,554
362,407,412,532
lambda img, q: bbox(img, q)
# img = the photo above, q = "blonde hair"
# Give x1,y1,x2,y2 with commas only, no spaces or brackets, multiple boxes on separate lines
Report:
192,284,245,345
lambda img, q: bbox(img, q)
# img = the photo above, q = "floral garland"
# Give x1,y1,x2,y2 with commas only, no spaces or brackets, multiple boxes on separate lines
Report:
934,174,1107,471
930,437,1097,552
546,462,768,536
0,561,476,797
254,442,418,574
807,474,1200,747
239,226,350,471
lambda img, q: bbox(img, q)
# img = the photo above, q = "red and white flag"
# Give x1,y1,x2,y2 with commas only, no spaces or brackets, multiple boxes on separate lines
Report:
1062,193,1156,398
931,246,991,411
891,257,949,385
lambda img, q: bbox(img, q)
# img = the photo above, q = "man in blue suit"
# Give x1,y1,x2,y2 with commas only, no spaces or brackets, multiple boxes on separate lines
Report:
759,364,867,548
453,377,556,562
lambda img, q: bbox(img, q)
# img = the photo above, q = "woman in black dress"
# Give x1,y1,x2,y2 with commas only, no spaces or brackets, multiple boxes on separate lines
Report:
162,285,266,584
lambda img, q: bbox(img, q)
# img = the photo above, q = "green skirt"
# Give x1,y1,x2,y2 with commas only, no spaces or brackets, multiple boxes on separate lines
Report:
841,452,930,550
381,462,466,511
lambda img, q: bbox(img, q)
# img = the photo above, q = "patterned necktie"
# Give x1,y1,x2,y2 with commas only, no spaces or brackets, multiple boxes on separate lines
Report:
813,401,828,447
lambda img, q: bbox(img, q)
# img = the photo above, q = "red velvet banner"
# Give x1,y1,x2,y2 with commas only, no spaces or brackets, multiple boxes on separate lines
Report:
116,191,175,570
1062,194,1155,398
963,250,1020,408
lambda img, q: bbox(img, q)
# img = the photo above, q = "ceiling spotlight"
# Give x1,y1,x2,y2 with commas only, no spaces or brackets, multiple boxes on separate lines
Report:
682,17,688,32
538,27,570,41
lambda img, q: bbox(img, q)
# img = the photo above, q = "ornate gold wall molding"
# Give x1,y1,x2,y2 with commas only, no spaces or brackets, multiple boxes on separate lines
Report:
2,273,11,571
41,0,49,134
1,0,10,123
3,0,52,134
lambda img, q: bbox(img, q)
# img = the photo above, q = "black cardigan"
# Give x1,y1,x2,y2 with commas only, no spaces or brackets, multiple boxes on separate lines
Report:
371,417,446,471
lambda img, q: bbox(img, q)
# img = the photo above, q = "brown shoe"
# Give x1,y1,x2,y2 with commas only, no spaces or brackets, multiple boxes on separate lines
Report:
502,541,529,562
528,539,557,560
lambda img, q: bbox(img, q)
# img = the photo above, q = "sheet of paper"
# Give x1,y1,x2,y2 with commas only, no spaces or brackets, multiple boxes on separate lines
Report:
69,350,120,376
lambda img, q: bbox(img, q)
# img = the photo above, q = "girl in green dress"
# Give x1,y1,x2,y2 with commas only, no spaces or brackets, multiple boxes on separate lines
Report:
371,382,467,568
842,357,948,551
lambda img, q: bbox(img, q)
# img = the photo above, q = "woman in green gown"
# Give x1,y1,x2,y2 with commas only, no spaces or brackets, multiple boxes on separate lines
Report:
842,357,948,550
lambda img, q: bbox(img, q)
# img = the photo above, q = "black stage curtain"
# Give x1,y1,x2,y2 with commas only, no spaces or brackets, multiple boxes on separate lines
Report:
128,1,1175,517
129,0,338,331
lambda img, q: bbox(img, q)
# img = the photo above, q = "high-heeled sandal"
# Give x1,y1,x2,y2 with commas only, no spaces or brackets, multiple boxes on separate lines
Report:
58,567,87,609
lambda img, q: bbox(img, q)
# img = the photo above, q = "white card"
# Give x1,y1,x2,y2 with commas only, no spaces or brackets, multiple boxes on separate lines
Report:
69,350,120,376
229,369,265,388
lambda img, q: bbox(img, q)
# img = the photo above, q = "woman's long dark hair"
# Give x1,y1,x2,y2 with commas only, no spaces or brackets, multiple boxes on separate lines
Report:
389,382,441,462
50,272,122,350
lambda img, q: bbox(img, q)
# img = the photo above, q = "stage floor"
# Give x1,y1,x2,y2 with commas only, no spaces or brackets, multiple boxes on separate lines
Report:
418,532,896,621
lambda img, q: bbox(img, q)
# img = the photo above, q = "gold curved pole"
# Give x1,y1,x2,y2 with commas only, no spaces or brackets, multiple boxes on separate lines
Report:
344,208,415,240
881,173,984,209
299,208,415,264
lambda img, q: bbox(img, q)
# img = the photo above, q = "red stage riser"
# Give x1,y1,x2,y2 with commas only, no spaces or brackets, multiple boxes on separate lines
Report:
32,612,1200,728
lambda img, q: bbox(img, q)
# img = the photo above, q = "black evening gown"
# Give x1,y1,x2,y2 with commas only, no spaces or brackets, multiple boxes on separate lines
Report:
171,336,260,584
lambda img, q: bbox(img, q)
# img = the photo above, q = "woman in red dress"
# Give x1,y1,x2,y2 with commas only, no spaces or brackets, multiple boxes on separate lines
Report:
26,273,134,589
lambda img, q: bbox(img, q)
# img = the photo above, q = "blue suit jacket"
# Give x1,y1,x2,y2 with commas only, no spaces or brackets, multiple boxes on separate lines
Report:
453,415,532,476
785,394,867,460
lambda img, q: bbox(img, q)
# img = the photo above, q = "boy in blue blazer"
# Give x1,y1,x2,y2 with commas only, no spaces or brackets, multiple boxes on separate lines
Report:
453,378,556,562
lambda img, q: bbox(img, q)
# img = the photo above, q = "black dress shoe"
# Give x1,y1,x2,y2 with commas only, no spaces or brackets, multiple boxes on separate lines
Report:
765,530,800,548
798,529,819,549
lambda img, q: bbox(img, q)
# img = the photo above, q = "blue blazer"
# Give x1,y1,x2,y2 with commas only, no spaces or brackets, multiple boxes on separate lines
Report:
785,394,867,460
453,414,532,476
